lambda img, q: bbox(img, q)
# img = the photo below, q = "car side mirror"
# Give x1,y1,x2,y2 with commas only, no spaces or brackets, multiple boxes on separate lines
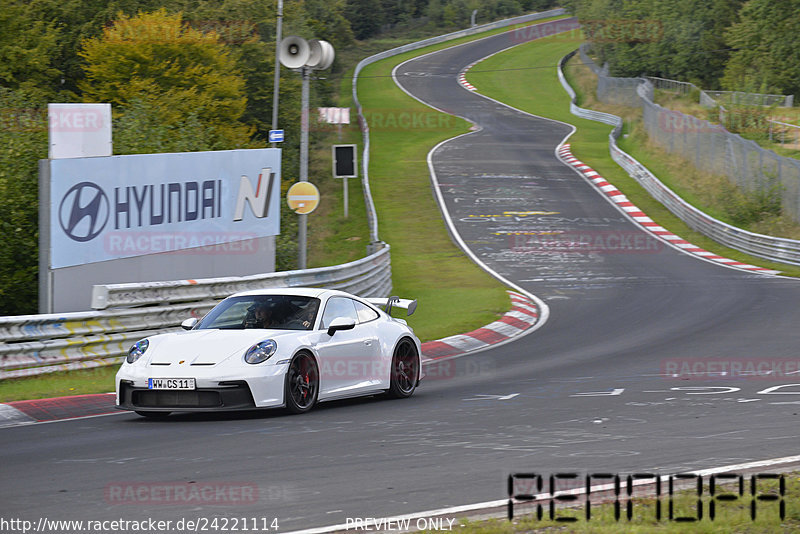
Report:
327,317,356,336
181,318,199,330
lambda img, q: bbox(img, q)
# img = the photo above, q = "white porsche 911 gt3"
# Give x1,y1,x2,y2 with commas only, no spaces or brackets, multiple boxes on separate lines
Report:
116,288,422,417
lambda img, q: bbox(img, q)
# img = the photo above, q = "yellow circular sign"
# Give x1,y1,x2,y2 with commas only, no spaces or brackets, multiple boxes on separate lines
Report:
286,181,320,214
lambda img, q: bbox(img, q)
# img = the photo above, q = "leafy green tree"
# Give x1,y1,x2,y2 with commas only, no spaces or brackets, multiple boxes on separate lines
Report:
723,0,800,96
0,2,62,100
345,0,384,39
80,8,254,149
573,0,745,88
305,0,356,49
0,89,46,315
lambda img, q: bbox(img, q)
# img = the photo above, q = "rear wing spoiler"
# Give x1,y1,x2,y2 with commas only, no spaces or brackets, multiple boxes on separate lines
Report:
366,296,417,316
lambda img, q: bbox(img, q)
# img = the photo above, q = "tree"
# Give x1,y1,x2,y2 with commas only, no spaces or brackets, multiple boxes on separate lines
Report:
0,1,62,100
0,89,46,315
80,9,254,150
723,0,800,96
345,0,384,39
575,0,745,88
305,0,355,49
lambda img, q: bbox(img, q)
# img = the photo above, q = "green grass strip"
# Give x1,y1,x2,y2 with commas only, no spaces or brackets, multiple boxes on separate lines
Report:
0,365,118,402
466,37,800,277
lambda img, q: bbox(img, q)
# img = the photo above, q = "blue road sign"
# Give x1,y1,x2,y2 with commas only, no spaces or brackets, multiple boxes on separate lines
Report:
269,130,284,143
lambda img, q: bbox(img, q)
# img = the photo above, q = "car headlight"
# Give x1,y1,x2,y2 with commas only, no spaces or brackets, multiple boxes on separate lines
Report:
127,339,149,364
244,339,277,364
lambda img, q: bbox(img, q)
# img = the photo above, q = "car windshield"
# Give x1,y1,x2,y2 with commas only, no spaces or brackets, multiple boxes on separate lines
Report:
195,295,320,331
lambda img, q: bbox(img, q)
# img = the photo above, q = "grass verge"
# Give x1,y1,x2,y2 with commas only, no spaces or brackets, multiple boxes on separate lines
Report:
466,38,800,277
0,366,118,403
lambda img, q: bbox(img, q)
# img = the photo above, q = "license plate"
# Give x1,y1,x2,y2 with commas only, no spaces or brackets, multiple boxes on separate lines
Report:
148,378,195,390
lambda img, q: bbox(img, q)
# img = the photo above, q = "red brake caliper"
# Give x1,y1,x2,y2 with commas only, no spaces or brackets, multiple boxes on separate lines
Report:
300,360,309,400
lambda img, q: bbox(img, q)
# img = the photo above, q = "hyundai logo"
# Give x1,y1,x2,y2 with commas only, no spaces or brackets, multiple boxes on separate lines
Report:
59,182,109,242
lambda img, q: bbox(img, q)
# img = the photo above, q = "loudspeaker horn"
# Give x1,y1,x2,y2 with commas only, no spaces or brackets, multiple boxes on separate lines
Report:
279,36,310,69
307,39,335,70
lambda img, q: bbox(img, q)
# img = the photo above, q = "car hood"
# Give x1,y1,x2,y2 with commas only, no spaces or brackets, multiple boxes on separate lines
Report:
146,328,297,366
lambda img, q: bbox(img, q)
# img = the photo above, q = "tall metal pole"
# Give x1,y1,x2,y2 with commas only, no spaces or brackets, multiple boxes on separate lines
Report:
271,0,283,148
298,66,310,269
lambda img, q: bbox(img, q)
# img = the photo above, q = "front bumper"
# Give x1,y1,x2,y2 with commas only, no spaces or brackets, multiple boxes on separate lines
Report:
116,361,289,412
117,380,257,412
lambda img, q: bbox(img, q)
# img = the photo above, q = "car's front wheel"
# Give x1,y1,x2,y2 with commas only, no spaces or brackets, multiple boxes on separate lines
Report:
387,338,419,399
285,352,319,414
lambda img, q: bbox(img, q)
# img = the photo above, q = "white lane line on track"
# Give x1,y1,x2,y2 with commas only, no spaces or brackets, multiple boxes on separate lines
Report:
0,411,127,428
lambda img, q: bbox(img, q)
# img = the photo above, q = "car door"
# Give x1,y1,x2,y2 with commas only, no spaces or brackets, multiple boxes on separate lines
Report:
316,297,381,397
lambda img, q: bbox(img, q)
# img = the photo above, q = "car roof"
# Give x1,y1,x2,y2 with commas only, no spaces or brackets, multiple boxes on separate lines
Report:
229,287,358,300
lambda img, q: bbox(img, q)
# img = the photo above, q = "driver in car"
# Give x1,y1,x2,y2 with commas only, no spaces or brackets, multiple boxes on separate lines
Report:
253,304,273,328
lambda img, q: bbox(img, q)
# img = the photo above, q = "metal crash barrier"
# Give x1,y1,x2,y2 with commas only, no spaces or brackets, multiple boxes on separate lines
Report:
0,245,391,380
558,49,800,267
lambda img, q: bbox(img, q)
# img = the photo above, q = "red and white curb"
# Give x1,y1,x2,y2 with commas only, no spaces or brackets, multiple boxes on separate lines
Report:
557,144,781,275
457,59,484,92
0,393,118,428
421,290,539,359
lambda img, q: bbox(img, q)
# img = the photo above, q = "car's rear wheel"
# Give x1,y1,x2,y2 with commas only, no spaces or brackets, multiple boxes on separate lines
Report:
134,410,171,419
387,338,419,399
285,352,319,414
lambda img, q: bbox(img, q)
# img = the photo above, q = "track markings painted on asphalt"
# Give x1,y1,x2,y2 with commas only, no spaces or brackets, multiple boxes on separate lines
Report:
570,388,625,397
565,383,800,404
463,393,520,401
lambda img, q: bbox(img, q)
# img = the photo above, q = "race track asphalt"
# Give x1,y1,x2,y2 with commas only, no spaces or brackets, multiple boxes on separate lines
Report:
2,20,800,532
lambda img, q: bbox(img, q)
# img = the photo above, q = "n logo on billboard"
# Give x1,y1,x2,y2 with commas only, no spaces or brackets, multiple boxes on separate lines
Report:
234,168,276,221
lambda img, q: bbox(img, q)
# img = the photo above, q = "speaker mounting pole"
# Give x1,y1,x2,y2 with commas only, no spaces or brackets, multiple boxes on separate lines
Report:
279,35,335,270
298,65,310,269
271,0,283,149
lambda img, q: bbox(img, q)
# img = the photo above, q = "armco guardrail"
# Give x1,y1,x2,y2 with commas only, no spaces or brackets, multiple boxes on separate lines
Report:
0,301,216,379
91,245,392,309
352,8,567,243
1,246,392,380
559,50,800,267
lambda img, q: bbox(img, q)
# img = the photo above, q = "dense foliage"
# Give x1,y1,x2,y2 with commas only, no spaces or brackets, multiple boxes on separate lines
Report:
566,0,800,95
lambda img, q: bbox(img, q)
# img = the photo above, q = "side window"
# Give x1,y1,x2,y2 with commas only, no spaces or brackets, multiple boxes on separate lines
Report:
320,297,358,329
354,300,379,324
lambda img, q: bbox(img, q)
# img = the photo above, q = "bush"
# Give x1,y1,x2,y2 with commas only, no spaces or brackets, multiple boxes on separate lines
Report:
719,176,783,227
0,88,45,315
